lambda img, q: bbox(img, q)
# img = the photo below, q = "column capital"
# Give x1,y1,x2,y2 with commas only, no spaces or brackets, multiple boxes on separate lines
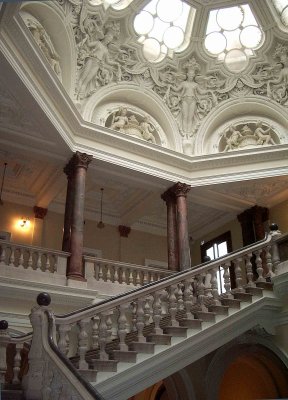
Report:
171,182,191,197
63,159,74,179
118,225,131,238
161,189,175,204
33,206,47,219
73,152,93,170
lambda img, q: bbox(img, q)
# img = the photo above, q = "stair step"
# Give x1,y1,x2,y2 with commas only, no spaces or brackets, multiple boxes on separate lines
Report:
129,342,155,353
221,298,241,308
78,368,98,381
163,326,187,337
194,311,216,322
256,281,273,290
233,292,253,302
208,305,229,315
146,333,172,345
89,359,118,372
179,318,202,329
245,286,263,296
111,350,137,363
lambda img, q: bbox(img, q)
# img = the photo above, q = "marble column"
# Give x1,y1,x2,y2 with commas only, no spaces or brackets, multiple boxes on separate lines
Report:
161,189,179,271
32,206,47,247
172,182,191,271
62,159,75,252
67,152,92,280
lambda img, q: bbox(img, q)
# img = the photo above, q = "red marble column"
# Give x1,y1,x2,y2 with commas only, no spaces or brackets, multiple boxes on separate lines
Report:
161,189,179,271
62,159,75,252
172,182,191,271
67,152,92,280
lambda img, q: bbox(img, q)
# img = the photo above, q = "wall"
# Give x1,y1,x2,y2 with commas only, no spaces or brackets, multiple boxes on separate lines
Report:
270,199,288,233
0,201,167,266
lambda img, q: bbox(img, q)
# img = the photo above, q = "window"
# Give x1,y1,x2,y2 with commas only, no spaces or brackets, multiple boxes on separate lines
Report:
201,232,234,293
205,4,264,72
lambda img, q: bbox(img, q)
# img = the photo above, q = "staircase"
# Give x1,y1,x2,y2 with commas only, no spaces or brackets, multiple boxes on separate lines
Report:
1,227,287,400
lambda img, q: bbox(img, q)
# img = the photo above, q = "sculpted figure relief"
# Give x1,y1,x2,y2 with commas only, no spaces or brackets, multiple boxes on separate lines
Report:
26,18,62,80
108,108,157,144
77,19,121,99
222,121,277,152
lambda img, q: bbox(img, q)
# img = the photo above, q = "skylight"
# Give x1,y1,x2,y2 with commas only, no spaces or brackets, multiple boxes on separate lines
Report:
133,0,195,63
89,0,134,10
272,0,288,27
205,4,264,72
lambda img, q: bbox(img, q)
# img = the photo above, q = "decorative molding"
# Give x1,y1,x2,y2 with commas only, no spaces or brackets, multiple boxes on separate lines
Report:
118,225,131,238
33,206,48,219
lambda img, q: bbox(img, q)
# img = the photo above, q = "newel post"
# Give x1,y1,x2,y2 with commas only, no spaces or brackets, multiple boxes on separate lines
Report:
0,320,10,385
23,293,52,400
270,223,282,275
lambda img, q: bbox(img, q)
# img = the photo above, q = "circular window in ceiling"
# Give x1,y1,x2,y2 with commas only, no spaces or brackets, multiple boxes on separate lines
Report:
217,6,244,31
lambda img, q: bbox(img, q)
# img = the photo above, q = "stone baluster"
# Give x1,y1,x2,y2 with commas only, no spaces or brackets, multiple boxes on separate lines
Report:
9,246,15,267
168,284,179,326
136,298,146,342
255,250,265,282
144,297,152,325
177,283,184,311
183,280,194,319
136,270,141,286
58,324,71,356
131,301,137,331
211,268,220,305
91,316,100,349
152,291,163,334
234,257,245,292
204,271,213,299
45,254,50,273
270,223,281,274
196,273,208,311
99,314,109,360
0,245,6,264
245,253,254,287
118,304,128,351
114,266,119,283
150,273,155,283
106,312,113,342
37,252,42,271
78,319,89,369
265,245,274,278
18,249,24,270
143,271,149,285
223,263,232,297
0,320,10,384
27,251,33,270
98,264,103,281
106,265,112,282
128,270,134,285
12,343,22,384
53,255,58,273
121,268,126,284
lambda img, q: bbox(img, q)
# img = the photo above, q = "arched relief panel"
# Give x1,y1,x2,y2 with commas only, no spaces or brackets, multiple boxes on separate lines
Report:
82,84,181,151
195,97,288,155
20,2,76,96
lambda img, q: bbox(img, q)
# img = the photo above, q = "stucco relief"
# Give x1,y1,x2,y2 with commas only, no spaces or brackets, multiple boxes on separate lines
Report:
22,13,62,81
220,121,279,152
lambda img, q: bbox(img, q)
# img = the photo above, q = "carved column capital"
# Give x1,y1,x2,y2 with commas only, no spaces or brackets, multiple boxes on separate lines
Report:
72,152,93,170
171,182,191,197
161,189,175,204
63,159,74,179
118,225,131,238
33,206,47,220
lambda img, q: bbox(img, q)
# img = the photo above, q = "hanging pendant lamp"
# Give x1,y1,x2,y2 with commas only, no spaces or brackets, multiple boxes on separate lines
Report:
97,188,105,229
0,163,7,206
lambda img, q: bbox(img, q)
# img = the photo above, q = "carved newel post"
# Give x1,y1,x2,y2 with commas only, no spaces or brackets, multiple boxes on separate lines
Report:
62,159,75,252
172,182,191,270
68,152,92,280
161,189,179,271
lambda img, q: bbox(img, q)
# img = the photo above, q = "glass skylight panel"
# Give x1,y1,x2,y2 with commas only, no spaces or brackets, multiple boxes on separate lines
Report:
90,0,134,10
204,4,264,73
134,0,195,63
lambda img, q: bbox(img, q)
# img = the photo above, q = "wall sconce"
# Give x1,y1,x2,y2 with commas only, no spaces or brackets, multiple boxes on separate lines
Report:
18,217,31,229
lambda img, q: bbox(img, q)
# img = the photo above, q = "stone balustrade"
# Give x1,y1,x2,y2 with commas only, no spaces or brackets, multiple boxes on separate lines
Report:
0,320,32,386
84,256,174,289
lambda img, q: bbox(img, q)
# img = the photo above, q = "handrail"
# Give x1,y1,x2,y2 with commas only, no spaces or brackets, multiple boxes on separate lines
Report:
45,310,106,400
0,239,70,257
10,332,33,344
55,232,274,324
